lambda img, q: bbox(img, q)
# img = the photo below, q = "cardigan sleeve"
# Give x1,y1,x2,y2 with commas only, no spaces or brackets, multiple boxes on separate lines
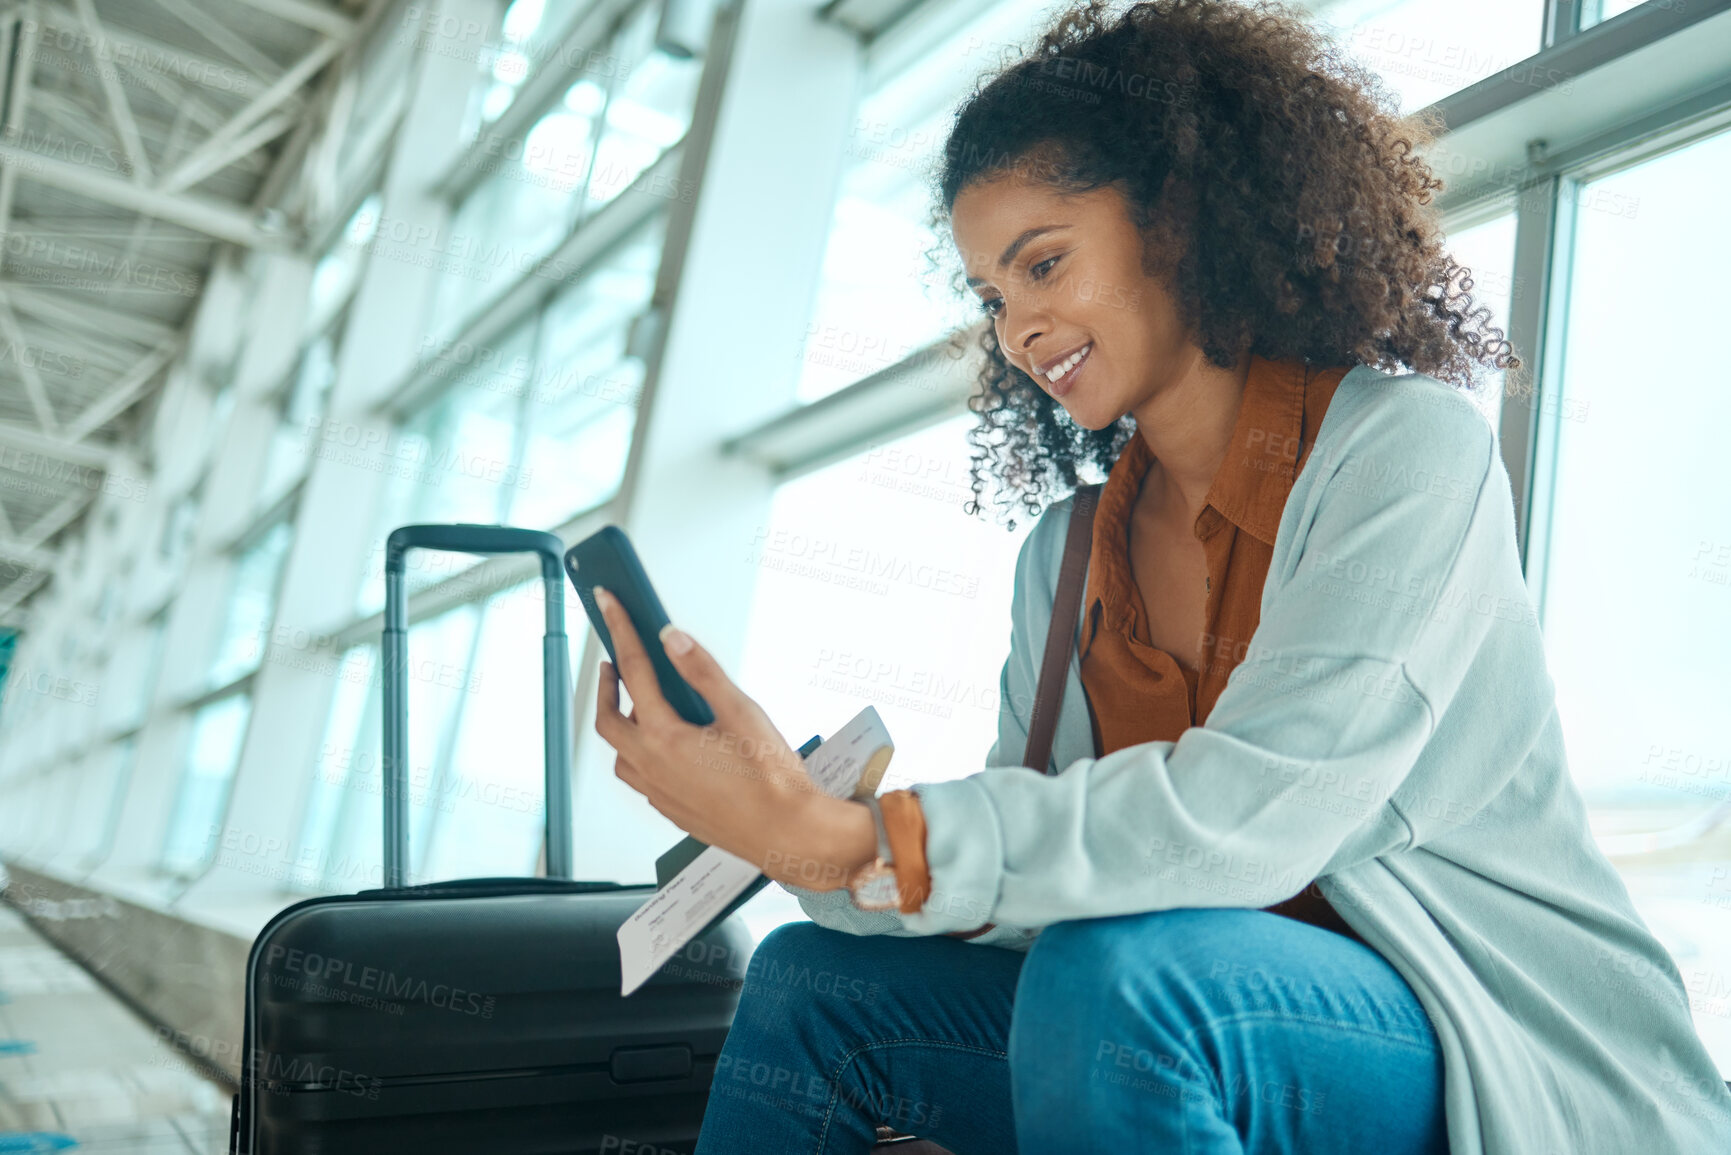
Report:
896,396,1510,935
781,879,1041,950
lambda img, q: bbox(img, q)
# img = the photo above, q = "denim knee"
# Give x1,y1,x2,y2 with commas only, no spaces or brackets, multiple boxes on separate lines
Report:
1021,908,1271,995
1018,910,1190,999
734,922,832,1015
746,920,832,977
732,921,896,1032
1011,911,1240,1066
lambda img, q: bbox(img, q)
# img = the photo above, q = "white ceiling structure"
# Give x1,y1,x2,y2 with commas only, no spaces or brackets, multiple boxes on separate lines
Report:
0,0,371,620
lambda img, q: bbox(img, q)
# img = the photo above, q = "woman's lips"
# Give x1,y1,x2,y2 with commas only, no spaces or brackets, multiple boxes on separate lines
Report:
1049,344,1091,398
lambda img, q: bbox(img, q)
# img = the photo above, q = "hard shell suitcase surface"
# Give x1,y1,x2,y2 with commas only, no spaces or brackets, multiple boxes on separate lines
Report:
231,525,753,1155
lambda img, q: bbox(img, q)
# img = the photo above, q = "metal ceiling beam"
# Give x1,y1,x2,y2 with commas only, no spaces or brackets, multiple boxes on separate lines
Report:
10,86,267,181
1,219,208,279
0,5,39,283
0,280,178,344
228,0,357,40
0,0,370,629
159,109,294,194
0,334,137,376
0,569,51,619
19,486,92,549
114,52,225,136
34,4,282,93
304,51,353,222
0,296,59,433
70,0,152,181
62,338,177,442
157,35,342,195
0,142,286,247
250,0,393,220
0,536,58,568
0,419,116,467
150,0,283,83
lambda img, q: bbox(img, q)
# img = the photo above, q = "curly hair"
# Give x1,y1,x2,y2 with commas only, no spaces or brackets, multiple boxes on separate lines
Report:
923,0,1526,530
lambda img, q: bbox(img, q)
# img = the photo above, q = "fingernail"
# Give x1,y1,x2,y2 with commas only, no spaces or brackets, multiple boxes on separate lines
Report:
660,623,693,655
593,586,611,607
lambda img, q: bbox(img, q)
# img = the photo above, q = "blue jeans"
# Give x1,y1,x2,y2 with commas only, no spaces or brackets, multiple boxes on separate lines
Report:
694,907,1448,1154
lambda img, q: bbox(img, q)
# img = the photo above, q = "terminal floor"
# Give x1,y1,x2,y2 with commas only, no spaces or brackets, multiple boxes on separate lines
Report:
0,904,229,1153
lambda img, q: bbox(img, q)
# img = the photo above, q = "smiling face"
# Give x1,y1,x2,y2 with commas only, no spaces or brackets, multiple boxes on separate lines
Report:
951,173,1198,431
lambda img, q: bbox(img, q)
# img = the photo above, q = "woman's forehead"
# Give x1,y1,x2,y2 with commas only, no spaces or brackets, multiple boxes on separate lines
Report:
951,180,1123,253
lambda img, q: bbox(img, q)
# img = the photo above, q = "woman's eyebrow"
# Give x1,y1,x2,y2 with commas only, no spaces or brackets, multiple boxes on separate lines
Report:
965,224,1070,287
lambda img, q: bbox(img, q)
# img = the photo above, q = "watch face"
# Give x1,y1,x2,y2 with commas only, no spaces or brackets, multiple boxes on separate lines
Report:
850,865,900,911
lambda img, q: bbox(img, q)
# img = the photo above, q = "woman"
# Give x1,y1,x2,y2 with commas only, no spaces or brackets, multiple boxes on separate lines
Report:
591,1,1731,1151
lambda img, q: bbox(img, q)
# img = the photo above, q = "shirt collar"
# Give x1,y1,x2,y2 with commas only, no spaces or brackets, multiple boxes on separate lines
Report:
1199,353,1309,549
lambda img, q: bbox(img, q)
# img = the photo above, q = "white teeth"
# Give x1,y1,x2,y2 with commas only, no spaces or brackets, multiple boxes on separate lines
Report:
1045,343,1091,382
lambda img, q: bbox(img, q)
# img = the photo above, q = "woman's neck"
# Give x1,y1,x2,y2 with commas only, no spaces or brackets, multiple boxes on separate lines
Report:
1128,348,1253,522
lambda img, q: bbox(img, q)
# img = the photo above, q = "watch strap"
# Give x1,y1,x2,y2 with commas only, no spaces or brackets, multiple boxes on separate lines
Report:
879,789,931,915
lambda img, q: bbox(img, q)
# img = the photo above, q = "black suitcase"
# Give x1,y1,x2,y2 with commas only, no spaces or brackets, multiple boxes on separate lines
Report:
230,525,754,1155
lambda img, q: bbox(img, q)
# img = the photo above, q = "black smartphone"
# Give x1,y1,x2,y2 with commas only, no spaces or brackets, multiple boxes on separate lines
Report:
565,526,715,726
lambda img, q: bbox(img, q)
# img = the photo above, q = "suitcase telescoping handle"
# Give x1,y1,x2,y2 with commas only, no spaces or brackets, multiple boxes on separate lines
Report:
382,524,573,887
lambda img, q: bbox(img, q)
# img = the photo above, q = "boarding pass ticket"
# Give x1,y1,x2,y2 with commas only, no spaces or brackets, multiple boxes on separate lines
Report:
616,704,894,997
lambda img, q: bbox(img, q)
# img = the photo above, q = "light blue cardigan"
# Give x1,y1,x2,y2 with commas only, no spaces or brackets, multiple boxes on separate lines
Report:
786,364,1731,1153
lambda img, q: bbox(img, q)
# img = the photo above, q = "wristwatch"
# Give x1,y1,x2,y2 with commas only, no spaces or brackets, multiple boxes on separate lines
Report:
845,794,901,911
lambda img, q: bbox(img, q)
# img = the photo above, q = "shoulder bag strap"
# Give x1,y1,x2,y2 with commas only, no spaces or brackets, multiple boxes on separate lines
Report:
1021,483,1101,775
946,483,1101,942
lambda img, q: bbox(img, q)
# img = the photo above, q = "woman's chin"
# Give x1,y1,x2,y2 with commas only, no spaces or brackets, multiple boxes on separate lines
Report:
1059,398,1117,432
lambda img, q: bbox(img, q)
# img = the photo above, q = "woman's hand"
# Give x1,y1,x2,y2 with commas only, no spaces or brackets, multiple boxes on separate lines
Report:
589,587,875,890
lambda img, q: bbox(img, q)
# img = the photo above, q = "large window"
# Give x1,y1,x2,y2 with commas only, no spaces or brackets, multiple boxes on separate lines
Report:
796,0,1554,407
208,519,295,689
260,195,382,512
293,604,485,889
64,739,136,867
796,0,1061,404
419,578,557,881
293,582,567,890
356,326,535,618
1583,0,1655,31
158,487,202,568
1529,126,1731,1068
101,609,169,736
464,0,578,135
1303,0,1549,115
510,217,660,528
1438,207,1518,430
429,90,604,339
426,0,700,340
357,217,662,618
578,0,702,220
308,193,383,332
79,737,137,872
715,414,1036,939
160,693,252,877
289,644,378,892
739,415,1034,786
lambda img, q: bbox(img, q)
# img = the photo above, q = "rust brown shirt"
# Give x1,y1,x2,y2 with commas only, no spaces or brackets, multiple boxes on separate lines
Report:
1079,353,1364,944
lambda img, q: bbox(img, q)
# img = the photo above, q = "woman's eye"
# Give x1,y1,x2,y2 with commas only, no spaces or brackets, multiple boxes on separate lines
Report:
979,256,1060,317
